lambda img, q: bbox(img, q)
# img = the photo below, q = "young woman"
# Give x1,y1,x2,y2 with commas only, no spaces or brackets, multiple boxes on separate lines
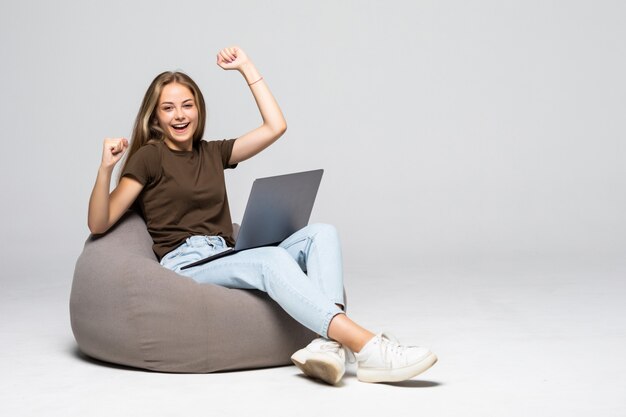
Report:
88,46,437,385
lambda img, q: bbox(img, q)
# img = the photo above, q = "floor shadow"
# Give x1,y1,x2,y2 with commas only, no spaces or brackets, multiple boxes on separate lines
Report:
70,343,295,375
381,380,443,388
70,345,154,373
294,373,346,387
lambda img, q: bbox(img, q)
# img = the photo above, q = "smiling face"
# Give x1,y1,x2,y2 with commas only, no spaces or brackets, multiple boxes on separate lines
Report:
156,82,199,151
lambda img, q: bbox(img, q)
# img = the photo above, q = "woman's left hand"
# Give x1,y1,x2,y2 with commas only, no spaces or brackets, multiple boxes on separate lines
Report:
216,46,250,71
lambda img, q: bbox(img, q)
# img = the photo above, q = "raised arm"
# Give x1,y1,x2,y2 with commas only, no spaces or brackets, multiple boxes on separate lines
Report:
88,138,143,234
216,46,287,165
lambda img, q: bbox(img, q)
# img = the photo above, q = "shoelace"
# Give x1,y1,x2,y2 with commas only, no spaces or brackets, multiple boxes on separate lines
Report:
377,333,408,363
316,339,353,364
318,340,342,353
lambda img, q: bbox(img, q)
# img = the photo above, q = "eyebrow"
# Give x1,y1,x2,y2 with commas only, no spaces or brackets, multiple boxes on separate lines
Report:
160,98,194,105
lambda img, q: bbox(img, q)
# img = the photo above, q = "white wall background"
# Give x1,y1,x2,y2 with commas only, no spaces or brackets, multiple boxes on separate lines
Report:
1,0,624,286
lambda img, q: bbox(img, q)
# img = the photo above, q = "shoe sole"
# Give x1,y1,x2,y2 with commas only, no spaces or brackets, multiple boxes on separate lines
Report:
291,352,344,385
357,352,438,383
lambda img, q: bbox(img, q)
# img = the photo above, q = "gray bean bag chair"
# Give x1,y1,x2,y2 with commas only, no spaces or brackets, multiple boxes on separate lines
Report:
70,211,315,373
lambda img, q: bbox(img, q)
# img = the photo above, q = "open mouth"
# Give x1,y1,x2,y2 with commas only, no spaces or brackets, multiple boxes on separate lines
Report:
171,123,190,134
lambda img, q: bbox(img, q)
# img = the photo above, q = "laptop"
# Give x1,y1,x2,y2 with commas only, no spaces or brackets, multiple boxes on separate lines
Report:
180,169,323,270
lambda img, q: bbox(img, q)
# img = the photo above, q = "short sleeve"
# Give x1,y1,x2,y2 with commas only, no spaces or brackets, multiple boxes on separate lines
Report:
121,143,160,186
205,138,238,170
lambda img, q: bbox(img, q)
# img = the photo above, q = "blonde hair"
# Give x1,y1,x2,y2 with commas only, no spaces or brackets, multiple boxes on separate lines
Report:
119,71,206,180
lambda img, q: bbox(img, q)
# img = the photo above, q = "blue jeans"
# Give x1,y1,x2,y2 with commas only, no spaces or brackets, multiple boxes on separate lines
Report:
160,223,345,338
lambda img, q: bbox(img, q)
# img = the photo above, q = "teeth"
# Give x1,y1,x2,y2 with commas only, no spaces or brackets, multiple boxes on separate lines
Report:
173,123,188,129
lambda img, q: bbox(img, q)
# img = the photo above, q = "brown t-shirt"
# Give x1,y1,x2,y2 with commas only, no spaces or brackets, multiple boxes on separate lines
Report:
121,139,238,260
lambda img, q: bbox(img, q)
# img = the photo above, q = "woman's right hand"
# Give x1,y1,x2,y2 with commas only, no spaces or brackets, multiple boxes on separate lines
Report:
101,137,129,169
89,137,142,235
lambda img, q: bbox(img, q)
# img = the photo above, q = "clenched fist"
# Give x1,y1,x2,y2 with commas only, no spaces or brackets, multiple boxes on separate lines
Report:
101,137,129,169
216,46,251,71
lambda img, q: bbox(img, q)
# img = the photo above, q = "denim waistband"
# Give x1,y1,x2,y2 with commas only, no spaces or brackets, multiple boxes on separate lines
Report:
185,235,227,248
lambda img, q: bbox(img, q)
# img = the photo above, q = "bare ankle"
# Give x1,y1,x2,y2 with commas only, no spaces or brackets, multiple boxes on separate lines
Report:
327,314,375,353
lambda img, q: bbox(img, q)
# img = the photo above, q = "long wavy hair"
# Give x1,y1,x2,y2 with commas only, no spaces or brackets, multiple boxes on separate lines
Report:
118,71,207,181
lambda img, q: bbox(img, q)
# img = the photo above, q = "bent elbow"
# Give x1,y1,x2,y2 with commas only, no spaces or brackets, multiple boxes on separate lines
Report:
88,225,101,235
274,122,287,137
88,221,108,235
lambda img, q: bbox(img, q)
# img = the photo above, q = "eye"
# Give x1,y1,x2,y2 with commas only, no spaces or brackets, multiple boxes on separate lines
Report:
183,103,194,109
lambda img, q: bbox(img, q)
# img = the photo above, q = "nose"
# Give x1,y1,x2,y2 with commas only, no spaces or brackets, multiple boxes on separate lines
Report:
175,107,185,120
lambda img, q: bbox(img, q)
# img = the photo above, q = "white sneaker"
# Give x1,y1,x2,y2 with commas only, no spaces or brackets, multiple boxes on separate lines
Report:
291,338,346,385
355,333,437,383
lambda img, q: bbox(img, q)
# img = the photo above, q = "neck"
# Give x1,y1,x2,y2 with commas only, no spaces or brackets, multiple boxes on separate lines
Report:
164,137,193,152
